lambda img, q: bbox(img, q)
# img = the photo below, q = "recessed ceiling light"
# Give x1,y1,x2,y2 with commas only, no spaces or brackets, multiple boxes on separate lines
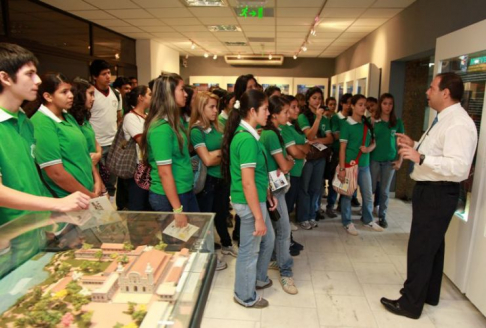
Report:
237,53,241,59
204,53,209,58
293,54,297,60
191,42,196,49
213,54,218,60
208,25,242,32
181,0,226,7
268,54,272,60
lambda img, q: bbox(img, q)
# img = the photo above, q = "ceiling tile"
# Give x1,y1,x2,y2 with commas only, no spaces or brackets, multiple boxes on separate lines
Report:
174,25,209,32
132,0,184,8
41,0,96,10
276,26,308,32
160,18,201,25
149,8,194,18
216,35,248,42
198,17,238,25
241,25,276,32
372,0,416,8
227,0,275,5
122,32,153,39
326,0,375,8
353,18,389,26
318,19,354,32
276,40,303,46
91,19,131,27
326,45,351,51
361,8,403,18
188,7,234,17
141,26,176,33
106,9,154,19
346,26,378,32
70,10,115,20
152,32,185,39
123,18,165,26
109,26,145,33
276,17,313,25
277,0,326,7
84,0,139,9
276,8,321,18
332,39,358,46
340,31,369,39
246,31,275,38
236,17,275,26
299,51,323,57
320,8,366,18
312,32,341,39
277,32,308,38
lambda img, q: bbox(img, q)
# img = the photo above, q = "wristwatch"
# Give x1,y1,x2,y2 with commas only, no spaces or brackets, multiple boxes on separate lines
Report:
339,167,346,172
419,154,426,166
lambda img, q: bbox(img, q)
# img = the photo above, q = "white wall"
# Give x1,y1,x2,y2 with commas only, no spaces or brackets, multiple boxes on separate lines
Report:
136,40,180,85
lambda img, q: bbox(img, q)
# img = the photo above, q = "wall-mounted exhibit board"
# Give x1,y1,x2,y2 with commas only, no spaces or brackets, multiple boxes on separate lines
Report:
330,63,380,99
293,78,329,98
434,19,486,316
189,76,224,92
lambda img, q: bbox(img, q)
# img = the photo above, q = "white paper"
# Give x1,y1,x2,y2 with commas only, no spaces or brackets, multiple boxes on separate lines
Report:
268,170,289,192
332,175,349,192
312,142,327,151
163,220,199,242
65,196,118,226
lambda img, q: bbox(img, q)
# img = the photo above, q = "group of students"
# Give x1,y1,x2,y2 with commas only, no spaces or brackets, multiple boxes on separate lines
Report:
0,42,407,309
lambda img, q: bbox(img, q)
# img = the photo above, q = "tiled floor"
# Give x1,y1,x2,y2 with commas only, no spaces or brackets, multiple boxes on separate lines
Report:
201,198,486,328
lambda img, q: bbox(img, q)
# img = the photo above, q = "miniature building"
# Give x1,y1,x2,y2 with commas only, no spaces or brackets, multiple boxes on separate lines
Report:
156,282,177,302
91,273,119,302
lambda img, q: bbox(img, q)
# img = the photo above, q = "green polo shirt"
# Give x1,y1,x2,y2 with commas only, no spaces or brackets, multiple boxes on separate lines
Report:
340,117,372,167
190,124,223,179
259,129,287,172
331,112,347,152
297,112,331,137
80,119,97,153
281,123,306,177
31,106,94,198
148,119,193,195
371,119,405,162
230,124,268,204
0,108,51,225
218,111,229,129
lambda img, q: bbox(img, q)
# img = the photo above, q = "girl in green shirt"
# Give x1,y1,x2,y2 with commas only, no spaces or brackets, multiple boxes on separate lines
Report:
370,93,404,228
221,89,275,308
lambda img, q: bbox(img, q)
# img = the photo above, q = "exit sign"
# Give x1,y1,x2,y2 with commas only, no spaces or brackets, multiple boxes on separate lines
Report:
239,6,264,18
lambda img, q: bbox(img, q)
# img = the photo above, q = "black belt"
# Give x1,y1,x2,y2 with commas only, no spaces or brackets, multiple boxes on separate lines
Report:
415,181,459,186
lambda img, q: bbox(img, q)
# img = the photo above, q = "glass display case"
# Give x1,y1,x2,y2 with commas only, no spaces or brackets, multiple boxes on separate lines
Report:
0,210,216,328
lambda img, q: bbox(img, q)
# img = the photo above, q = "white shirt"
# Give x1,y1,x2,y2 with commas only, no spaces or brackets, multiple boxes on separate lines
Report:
89,87,121,147
123,111,145,163
411,103,477,182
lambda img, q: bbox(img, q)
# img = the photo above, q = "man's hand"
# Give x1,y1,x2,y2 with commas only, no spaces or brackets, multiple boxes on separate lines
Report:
398,144,421,164
338,169,346,183
396,133,414,148
392,160,402,170
253,218,267,236
267,195,278,211
174,213,188,228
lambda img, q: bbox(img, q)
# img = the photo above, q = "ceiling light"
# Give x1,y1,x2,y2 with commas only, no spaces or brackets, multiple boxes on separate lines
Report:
181,0,226,7
293,54,297,60
115,53,120,59
213,54,218,60
237,53,241,59
311,29,316,36
204,53,209,58
191,42,196,50
185,54,189,59
224,41,247,46
302,45,308,52
207,25,241,32
268,54,272,60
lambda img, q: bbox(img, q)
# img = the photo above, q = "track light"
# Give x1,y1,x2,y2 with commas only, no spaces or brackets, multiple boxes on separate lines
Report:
191,43,196,50
237,53,241,59
293,54,297,60
213,54,217,60
311,29,316,36
268,54,272,60
302,45,308,52
185,54,189,59
204,53,209,58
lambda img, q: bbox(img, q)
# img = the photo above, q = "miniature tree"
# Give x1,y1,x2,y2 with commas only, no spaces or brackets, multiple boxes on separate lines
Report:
71,294,90,311
110,252,119,259
154,241,168,251
123,242,134,251
57,263,72,278
125,302,136,315
118,255,129,264
132,304,147,325
94,249,103,261
80,311,93,326
80,261,92,273
82,243,93,250
122,323,138,328
113,323,124,328
66,281,82,295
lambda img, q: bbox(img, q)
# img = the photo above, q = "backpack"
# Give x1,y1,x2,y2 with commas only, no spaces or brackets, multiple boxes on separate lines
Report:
106,124,138,179
190,126,208,194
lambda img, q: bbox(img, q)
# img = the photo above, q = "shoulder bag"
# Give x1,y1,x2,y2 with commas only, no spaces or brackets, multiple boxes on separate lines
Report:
190,126,208,194
107,125,138,179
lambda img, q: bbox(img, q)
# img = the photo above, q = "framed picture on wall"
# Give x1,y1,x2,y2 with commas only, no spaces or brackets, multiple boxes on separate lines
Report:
258,77,294,95
262,83,290,94
293,78,329,97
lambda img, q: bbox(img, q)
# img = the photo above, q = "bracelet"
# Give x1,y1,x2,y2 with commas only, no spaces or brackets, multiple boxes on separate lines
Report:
339,168,346,172
173,205,183,213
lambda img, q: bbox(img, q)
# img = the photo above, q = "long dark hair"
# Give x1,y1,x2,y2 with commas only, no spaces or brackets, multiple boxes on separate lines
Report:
351,94,374,140
263,95,287,145
298,87,323,136
234,74,256,101
126,85,149,110
376,93,397,128
29,72,70,116
338,93,353,112
69,77,92,125
141,74,185,163
221,89,267,183
211,88,228,113
181,85,195,119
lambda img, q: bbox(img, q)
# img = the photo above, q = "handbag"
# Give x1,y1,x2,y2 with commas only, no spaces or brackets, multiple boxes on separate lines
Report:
190,126,208,194
106,125,138,179
134,162,151,190
332,125,368,196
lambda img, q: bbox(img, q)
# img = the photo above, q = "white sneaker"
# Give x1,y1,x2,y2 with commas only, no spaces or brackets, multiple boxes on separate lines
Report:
216,259,227,271
300,221,312,230
290,222,299,231
309,220,318,228
364,221,384,232
221,245,238,257
268,261,279,271
280,277,298,295
344,223,359,236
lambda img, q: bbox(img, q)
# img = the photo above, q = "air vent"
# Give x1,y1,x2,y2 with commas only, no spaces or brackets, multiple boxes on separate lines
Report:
224,42,247,46
224,54,284,66
247,37,275,43
208,25,242,32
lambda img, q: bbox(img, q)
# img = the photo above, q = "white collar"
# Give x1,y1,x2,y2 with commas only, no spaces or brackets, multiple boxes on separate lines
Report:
184,114,190,122
220,111,229,120
286,122,292,126
239,120,260,140
437,102,461,120
195,120,212,134
337,112,346,119
38,104,67,123
0,108,13,122
346,116,359,125
374,118,382,122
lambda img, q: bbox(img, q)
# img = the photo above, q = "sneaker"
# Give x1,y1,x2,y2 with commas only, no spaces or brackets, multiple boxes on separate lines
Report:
221,245,238,257
351,198,361,207
310,220,318,228
344,223,359,236
364,221,384,232
289,247,300,257
315,210,325,221
326,208,337,218
280,277,298,295
216,259,227,271
234,296,269,308
268,261,279,270
256,279,273,290
290,240,304,251
378,218,388,228
300,221,312,230
290,221,299,231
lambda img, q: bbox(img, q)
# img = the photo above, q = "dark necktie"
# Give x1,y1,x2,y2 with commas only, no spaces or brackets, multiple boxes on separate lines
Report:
409,115,439,174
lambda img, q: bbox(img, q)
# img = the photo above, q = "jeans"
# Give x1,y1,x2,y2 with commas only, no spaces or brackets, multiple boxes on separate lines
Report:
233,202,275,306
196,175,232,247
149,190,200,212
285,176,301,214
297,158,326,222
341,166,373,226
272,189,293,277
128,178,151,211
101,145,117,196
370,160,395,219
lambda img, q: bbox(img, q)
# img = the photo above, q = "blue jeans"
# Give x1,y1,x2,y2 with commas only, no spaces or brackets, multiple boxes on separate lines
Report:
341,166,373,226
273,190,293,277
297,158,326,222
285,176,301,214
370,160,396,219
149,190,200,212
128,178,151,211
233,202,275,306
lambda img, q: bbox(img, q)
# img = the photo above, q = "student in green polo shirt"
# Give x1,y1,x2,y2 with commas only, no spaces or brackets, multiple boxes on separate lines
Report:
0,43,89,224
260,95,298,295
218,91,235,128
141,74,198,227
370,93,404,228
189,91,237,258
296,87,333,230
31,73,103,199
220,89,275,309
338,94,384,236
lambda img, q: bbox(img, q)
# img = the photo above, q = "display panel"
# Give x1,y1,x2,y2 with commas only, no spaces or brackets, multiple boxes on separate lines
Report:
0,211,215,328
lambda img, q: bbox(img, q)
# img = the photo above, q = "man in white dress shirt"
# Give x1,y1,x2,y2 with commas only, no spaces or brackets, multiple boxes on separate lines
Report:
380,72,478,319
